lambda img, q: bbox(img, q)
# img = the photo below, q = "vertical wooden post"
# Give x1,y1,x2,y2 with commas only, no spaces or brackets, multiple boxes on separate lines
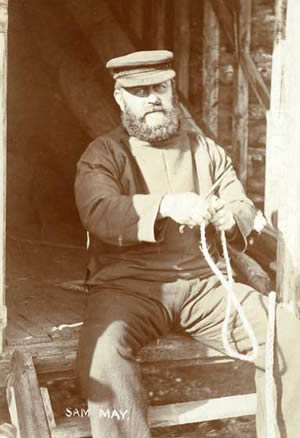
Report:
232,0,251,188
202,0,219,138
7,352,51,437
151,0,167,49
272,0,300,310
0,0,8,355
264,0,287,226
173,0,191,101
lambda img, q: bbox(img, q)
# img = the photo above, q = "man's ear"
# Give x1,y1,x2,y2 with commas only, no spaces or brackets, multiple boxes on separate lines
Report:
114,88,125,112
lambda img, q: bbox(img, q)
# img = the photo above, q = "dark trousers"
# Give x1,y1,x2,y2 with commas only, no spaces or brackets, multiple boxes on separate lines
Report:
78,276,300,438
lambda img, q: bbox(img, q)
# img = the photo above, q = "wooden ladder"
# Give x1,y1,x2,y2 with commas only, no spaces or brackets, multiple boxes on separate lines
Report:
6,335,256,438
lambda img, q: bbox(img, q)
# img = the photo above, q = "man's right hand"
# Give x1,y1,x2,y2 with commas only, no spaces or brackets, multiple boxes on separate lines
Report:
159,192,215,227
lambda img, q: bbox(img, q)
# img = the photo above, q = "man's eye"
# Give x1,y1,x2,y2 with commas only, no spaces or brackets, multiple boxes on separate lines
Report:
154,82,168,93
131,88,147,97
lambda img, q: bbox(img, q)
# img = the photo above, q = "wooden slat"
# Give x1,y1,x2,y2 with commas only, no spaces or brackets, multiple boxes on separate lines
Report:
0,0,8,355
209,0,270,111
40,387,57,430
0,335,230,388
232,0,251,187
173,0,191,101
273,0,300,310
6,351,51,437
264,0,287,225
50,393,256,437
202,0,219,138
149,393,257,427
52,417,91,438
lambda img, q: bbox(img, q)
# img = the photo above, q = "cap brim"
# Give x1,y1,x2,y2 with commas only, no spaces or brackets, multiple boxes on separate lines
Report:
116,69,176,87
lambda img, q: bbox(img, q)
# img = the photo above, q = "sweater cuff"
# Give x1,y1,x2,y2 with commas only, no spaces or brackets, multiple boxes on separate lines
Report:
133,194,166,243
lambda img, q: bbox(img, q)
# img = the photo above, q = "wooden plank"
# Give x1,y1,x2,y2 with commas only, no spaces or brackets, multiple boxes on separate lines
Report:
50,393,256,437
232,0,251,187
0,0,8,355
151,0,167,49
51,417,91,438
173,0,191,101
6,351,51,437
209,0,270,111
264,0,287,225
202,0,219,138
273,0,300,310
149,393,257,427
40,387,57,430
0,335,230,387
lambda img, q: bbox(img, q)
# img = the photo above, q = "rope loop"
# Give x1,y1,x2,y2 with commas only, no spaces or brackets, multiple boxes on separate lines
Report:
200,223,258,362
199,223,277,437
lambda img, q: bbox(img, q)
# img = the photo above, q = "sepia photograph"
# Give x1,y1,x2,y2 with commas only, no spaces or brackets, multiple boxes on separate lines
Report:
0,0,300,437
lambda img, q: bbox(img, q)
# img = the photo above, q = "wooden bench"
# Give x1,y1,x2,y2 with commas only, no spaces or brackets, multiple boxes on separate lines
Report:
6,335,256,438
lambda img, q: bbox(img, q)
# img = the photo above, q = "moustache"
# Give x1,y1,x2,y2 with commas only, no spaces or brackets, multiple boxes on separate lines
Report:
143,108,165,119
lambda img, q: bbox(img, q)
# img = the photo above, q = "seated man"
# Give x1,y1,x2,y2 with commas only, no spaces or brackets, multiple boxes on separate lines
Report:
75,50,300,438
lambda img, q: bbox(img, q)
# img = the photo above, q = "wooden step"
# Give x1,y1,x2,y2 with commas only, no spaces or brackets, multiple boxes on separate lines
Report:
40,385,256,438
6,347,256,438
1,335,233,388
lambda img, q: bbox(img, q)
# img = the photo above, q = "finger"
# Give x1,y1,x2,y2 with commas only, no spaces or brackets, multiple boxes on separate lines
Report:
207,205,217,217
211,209,228,223
211,217,226,229
211,197,225,211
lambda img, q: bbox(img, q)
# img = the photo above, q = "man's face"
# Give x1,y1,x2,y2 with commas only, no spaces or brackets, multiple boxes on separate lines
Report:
114,80,180,143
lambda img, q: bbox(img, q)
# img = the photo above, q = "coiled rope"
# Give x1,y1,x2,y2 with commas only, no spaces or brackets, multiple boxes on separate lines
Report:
199,223,277,438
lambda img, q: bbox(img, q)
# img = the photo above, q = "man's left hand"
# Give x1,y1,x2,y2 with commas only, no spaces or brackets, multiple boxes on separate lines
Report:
209,196,236,236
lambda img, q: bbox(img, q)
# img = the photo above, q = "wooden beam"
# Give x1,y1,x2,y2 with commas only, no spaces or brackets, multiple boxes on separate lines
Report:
151,0,167,49
264,0,287,225
47,393,256,437
202,0,219,138
173,0,191,101
232,0,251,187
6,352,51,437
274,0,287,43
0,0,8,355
40,387,57,430
149,393,256,427
0,335,230,387
209,0,270,112
273,0,300,310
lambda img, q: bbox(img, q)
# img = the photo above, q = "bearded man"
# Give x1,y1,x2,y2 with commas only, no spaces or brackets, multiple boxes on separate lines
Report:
75,50,300,438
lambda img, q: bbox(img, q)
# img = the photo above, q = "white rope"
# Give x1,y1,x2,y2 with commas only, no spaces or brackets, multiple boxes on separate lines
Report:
200,224,258,361
199,223,277,437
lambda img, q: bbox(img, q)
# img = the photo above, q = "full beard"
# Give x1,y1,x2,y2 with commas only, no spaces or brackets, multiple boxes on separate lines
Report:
121,101,181,143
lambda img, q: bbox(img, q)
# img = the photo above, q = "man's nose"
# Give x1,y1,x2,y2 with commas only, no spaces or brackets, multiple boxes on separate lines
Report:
147,87,160,104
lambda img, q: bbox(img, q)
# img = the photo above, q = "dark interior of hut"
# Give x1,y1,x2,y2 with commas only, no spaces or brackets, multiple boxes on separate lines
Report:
2,0,277,436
